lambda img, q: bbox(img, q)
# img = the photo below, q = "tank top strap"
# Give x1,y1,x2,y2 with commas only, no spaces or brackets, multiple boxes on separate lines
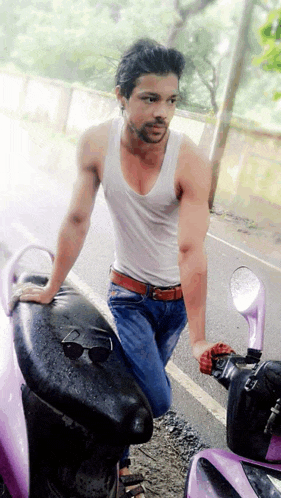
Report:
159,129,183,193
102,117,123,191
165,129,183,171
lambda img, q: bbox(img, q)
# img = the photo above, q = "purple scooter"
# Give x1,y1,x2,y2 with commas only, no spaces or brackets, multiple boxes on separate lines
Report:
185,265,281,498
0,244,153,497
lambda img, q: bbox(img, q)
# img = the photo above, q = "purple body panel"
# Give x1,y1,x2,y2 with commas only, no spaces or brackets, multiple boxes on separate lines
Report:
0,307,29,497
186,448,281,498
0,246,53,496
266,435,281,462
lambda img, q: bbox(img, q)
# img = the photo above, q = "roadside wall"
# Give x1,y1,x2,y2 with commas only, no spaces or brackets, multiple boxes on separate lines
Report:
200,122,281,223
1,69,281,222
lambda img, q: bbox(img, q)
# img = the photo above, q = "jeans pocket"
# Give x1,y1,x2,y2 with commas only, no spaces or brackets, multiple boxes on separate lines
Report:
107,283,145,306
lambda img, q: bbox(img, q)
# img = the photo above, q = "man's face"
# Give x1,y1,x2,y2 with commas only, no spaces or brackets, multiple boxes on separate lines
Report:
120,72,179,144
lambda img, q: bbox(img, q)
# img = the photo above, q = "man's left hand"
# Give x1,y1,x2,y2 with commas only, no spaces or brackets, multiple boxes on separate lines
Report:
192,340,216,362
197,341,236,375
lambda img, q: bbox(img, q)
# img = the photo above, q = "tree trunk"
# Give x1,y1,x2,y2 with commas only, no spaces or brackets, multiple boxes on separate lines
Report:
208,0,256,210
166,0,217,47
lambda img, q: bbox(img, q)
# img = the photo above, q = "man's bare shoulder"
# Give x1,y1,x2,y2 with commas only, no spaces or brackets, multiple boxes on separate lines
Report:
178,134,209,170
77,119,114,177
81,119,113,144
175,134,211,199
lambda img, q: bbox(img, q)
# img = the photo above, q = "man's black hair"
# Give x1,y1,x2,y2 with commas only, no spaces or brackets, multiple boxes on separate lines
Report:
115,39,185,99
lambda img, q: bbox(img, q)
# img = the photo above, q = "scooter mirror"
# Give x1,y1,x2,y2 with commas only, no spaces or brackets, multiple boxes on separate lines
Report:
230,266,261,313
0,244,54,316
230,266,265,354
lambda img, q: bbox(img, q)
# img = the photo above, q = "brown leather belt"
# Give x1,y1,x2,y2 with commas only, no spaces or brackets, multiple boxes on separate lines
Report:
110,268,183,301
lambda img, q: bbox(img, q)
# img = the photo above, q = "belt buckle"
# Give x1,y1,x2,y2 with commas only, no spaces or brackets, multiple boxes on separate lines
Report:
152,286,172,300
152,290,157,300
151,287,159,300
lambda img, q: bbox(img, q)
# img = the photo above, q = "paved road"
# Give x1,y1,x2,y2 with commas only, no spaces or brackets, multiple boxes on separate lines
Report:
1,114,281,449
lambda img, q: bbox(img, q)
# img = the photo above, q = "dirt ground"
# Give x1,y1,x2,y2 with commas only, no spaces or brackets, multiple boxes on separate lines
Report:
128,409,206,498
211,204,281,250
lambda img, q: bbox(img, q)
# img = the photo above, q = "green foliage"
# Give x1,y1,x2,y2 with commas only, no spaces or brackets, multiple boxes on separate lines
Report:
7,0,181,92
253,7,281,100
2,0,281,129
0,0,234,111
273,91,281,100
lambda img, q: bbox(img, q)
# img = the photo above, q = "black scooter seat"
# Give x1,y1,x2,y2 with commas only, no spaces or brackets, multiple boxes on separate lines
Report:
12,274,153,445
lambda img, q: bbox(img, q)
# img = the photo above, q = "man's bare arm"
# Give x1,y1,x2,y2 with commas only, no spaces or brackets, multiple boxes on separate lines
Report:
178,197,213,361
176,140,213,361
20,132,101,304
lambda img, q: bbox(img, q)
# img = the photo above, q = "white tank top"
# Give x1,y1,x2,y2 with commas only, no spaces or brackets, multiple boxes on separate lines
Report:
102,118,183,286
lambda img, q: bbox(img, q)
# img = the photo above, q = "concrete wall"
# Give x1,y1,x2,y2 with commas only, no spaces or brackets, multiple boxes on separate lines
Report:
1,69,281,221
200,122,281,222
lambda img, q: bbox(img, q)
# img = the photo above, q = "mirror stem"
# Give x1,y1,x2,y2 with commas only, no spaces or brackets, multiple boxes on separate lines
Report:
246,348,262,364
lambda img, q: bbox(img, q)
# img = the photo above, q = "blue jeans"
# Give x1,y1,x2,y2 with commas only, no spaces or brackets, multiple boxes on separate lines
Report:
107,281,187,418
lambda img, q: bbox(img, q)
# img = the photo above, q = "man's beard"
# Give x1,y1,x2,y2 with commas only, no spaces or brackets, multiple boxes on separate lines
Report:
128,119,168,144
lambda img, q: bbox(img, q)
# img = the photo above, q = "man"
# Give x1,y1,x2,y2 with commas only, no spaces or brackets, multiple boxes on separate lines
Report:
20,39,233,497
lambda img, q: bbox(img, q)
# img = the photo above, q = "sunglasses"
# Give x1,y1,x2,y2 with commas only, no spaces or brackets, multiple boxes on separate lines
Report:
62,328,113,363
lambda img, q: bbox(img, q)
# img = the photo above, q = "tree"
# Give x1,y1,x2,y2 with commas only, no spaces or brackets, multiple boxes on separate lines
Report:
10,0,124,84
166,0,218,47
176,22,231,114
3,0,227,105
253,6,281,101
4,0,281,129
10,0,175,89
0,0,34,63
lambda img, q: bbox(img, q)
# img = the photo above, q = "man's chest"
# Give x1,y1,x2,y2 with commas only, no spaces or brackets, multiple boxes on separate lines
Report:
120,148,167,196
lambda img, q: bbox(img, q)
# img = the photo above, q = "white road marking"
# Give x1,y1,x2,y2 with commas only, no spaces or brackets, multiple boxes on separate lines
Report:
207,232,281,273
166,362,226,426
11,221,281,428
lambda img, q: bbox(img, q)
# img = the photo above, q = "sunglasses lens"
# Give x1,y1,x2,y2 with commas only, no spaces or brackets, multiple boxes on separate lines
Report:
63,342,83,360
88,346,111,363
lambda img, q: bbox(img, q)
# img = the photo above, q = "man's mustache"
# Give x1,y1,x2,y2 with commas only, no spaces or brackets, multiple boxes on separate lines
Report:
145,119,167,127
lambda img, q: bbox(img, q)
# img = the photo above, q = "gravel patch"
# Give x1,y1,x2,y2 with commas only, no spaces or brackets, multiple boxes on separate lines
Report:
130,409,207,498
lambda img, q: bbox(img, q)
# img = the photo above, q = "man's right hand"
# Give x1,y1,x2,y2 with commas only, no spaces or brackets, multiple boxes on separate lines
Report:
18,283,56,304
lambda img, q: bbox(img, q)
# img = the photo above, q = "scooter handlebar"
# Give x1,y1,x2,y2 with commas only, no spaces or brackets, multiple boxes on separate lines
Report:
0,244,54,316
211,354,249,390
